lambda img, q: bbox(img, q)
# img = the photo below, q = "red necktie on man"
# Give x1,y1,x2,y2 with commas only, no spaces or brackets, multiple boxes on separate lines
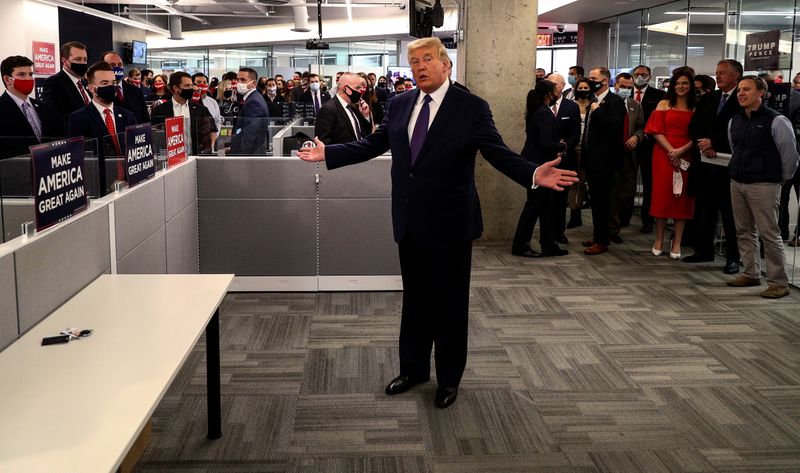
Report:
103,108,125,180
77,80,90,104
635,89,642,103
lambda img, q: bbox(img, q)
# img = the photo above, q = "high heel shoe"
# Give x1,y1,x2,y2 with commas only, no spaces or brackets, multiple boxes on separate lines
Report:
669,241,681,259
651,244,663,256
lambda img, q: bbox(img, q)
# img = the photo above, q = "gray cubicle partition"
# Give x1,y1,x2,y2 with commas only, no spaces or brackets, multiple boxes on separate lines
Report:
0,254,17,350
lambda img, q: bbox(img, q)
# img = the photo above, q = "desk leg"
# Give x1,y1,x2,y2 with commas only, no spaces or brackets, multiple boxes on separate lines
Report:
206,309,222,439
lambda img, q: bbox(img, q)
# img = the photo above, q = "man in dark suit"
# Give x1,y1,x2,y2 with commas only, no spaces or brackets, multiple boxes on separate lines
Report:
150,71,217,155
66,61,137,195
101,51,149,124
685,59,743,274
547,73,581,243
0,55,55,159
582,66,627,255
632,65,666,234
298,38,577,409
41,41,92,136
314,73,373,145
230,67,269,155
299,74,331,115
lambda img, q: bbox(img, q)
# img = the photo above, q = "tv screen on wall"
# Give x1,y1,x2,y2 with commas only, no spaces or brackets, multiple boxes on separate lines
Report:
409,0,433,38
132,40,147,64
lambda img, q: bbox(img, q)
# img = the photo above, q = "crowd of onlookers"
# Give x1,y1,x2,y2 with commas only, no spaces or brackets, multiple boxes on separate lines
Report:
512,62,800,298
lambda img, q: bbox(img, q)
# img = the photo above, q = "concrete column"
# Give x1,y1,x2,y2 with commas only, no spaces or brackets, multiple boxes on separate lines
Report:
457,0,537,242
578,22,610,72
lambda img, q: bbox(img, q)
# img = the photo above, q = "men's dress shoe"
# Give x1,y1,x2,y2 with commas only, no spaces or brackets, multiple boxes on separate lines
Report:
761,285,790,299
556,235,569,244
542,248,569,257
584,243,608,255
723,260,740,274
682,253,714,263
788,237,800,247
566,218,582,229
512,248,542,258
640,224,653,234
726,275,761,287
582,239,594,248
435,387,458,409
385,375,428,395
609,234,623,244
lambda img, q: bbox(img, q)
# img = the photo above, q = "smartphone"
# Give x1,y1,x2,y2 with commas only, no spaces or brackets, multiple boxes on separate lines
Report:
41,335,70,346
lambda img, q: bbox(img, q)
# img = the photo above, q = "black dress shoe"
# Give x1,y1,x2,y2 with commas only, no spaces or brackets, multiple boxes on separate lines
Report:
640,224,653,234
385,375,428,395
541,248,569,257
566,217,582,229
723,260,740,274
434,387,458,409
511,248,542,258
555,235,569,244
609,234,623,244
682,253,714,263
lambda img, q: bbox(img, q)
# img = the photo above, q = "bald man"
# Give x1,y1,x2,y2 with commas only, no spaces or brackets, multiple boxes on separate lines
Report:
314,72,373,145
547,73,582,241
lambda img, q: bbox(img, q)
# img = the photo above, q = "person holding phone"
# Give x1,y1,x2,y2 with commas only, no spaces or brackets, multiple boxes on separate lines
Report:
313,72,373,145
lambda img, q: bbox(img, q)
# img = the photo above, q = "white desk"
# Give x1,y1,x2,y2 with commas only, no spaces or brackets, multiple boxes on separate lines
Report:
0,274,233,473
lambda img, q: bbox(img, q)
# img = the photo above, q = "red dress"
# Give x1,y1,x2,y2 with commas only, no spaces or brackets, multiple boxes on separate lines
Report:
645,109,695,219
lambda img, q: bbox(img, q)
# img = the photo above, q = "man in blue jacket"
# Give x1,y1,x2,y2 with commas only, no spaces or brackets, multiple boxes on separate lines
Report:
230,67,269,155
726,76,799,298
298,37,577,409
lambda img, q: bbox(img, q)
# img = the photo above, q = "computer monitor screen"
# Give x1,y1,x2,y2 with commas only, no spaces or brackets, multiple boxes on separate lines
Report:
132,40,147,64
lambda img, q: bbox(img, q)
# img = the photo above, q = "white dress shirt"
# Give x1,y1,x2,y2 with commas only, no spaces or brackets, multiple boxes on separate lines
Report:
172,97,191,120
335,93,362,138
65,69,87,101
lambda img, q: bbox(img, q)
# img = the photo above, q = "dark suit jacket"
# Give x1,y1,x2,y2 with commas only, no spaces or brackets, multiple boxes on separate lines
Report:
299,89,331,106
520,104,566,165
315,97,372,145
0,92,55,159
687,88,742,194
230,90,269,155
325,85,537,247
150,99,217,155
264,93,286,117
114,82,149,124
553,99,581,170
41,70,90,136
636,86,666,156
66,102,137,194
582,91,627,172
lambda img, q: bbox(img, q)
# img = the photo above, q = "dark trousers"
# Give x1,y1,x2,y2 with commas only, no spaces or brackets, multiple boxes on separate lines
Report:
555,188,569,238
610,151,637,235
398,236,472,388
691,163,740,260
512,187,560,252
639,142,655,226
587,169,614,245
778,172,800,239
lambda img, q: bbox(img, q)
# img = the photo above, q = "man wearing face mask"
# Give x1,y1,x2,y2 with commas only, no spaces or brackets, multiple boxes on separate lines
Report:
66,61,137,194
263,77,286,117
0,55,55,159
314,72,372,145
230,67,269,155
376,75,390,103
300,73,331,115
41,41,92,136
581,67,627,255
608,72,644,243
100,51,149,124
563,65,584,101
192,72,222,134
151,72,217,155
291,71,310,103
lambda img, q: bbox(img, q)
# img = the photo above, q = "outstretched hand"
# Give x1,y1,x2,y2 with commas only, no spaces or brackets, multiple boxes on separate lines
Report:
535,157,579,191
296,137,326,162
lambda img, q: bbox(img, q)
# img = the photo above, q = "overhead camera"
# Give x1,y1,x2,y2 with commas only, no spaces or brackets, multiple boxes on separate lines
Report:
306,39,330,50
556,25,566,33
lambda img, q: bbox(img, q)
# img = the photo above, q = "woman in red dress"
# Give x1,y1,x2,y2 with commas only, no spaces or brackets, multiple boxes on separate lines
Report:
644,70,697,259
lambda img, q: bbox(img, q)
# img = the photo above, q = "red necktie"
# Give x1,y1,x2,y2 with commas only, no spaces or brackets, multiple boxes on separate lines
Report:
77,80,90,104
116,85,124,102
103,108,124,180
635,89,642,103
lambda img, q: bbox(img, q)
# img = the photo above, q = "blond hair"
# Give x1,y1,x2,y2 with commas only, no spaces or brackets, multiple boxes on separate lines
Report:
407,37,451,67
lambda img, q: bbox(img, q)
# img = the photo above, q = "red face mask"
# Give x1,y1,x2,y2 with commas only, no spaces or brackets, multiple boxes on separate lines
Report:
154,83,165,91
132,79,141,86
11,77,34,95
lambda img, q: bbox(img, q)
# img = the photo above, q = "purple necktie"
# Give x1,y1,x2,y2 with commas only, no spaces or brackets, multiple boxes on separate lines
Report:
410,94,432,166
313,92,320,114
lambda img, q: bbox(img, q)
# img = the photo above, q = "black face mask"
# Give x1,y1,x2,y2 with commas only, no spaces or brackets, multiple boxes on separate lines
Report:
69,62,88,76
378,82,387,88
574,89,592,100
94,84,118,102
587,79,604,92
344,85,362,104
223,89,233,99
179,88,194,100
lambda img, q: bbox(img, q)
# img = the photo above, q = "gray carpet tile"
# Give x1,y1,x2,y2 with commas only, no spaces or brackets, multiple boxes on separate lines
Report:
135,216,800,473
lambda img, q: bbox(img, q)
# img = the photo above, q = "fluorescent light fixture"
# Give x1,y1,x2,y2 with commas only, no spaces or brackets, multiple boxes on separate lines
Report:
346,0,353,22
34,0,169,34
665,11,724,16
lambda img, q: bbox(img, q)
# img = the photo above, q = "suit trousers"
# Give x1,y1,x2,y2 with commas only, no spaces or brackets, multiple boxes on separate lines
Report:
609,151,638,235
691,163,740,260
639,141,655,226
778,172,800,240
512,187,560,252
586,168,614,245
730,181,787,286
398,236,472,388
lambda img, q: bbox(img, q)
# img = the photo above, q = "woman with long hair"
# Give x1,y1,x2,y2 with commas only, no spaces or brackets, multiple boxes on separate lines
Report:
645,69,697,259
511,80,569,257
566,78,594,228
216,79,240,118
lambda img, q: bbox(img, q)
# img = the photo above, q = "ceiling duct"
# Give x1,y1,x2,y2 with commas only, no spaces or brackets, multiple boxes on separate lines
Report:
287,0,310,32
169,14,183,40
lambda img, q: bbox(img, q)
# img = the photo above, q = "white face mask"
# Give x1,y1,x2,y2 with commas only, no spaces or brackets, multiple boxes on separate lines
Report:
236,81,251,95
267,86,277,94
634,75,649,88
616,88,632,100
309,82,320,92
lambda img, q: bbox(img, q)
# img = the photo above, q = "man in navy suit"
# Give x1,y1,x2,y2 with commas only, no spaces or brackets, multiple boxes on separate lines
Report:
230,67,269,155
547,73,581,243
299,73,331,115
101,51,149,124
41,41,92,136
66,61,137,196
0,55,55,159
298,37,577,409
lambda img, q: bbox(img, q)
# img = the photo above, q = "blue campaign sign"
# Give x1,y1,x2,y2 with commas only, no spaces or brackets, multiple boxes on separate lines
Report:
125,123,155,187
30,137,88,231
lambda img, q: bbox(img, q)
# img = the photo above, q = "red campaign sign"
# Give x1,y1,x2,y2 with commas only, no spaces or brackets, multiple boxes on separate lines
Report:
32,41,57,75
166,117,187,167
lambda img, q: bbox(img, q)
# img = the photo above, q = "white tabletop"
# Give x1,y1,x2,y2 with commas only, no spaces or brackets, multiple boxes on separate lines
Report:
0,274,233,473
